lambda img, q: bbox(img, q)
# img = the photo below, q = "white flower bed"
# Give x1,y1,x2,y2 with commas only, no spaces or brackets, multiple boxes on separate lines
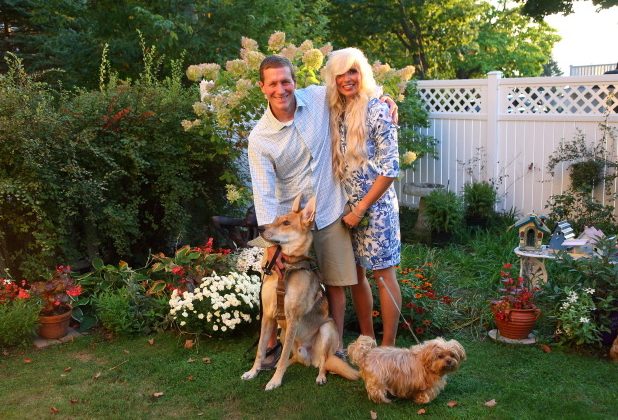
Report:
169,271,261,335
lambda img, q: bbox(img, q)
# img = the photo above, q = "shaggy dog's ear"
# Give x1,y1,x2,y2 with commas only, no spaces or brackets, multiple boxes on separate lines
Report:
447,340,466,362
417,342,438,367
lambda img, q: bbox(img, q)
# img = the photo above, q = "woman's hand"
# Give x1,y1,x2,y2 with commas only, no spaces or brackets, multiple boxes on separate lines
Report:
380,95,399,125
342,206,365,229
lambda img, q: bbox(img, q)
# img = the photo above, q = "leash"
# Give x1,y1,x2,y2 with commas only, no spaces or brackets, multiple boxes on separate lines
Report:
378,276,420,344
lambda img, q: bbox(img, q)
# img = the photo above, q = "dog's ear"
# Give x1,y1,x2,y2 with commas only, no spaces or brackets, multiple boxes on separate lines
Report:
447,340,466,362
301,196,316,225
291,194,302,213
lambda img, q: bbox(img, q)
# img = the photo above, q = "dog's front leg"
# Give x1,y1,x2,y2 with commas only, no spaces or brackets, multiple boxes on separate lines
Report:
241,314,277,381
265,320,297,391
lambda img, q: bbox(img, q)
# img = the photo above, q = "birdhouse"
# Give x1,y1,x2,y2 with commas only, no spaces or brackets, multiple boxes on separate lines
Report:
513,214,551,251
562,226,605,256
549,221,575,250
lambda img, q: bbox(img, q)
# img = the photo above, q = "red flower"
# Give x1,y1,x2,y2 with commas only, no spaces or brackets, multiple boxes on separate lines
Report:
66,285,82,297
441,296,453,304
415,327,425,335
406,302,416,309
171,266,186,277
17,289,30,300
503,263,513,269
415,306,425,314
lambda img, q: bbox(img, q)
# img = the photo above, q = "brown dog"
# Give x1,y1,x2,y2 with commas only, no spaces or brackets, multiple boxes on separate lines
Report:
348,335,465,404
241,195,358,390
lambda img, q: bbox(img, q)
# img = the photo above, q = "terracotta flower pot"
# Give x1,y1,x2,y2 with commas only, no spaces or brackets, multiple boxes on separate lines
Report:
493,307,541,340
38,307,72,339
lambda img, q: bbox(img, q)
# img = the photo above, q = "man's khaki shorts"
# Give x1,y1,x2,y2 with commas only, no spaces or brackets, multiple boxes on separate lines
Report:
312,215,357,287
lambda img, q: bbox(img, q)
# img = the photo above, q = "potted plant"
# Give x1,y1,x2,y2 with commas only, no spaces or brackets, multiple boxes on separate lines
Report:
491,263,541,340
0,274,41,347
423,189,464,245
30,265,82,339
463,181,497,228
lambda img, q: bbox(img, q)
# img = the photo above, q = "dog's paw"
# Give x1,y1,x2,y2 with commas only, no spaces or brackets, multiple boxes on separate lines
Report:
413,393,432,404
241,370,258,381
316,374,327,385
264,378,282,391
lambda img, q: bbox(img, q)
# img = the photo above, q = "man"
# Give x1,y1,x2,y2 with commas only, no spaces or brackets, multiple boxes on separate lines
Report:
248,56,396,366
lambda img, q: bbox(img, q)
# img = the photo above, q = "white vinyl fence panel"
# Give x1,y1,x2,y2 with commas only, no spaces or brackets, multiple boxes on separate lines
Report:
397,72,618,217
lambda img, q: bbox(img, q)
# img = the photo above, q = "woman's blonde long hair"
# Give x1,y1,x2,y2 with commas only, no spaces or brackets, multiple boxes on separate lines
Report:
323,48,378,180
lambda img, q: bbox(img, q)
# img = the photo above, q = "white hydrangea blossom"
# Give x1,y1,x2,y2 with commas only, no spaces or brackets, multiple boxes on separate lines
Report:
168,271,261,335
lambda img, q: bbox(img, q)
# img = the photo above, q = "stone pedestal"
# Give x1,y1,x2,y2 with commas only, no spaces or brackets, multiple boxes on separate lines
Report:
488,329,536,345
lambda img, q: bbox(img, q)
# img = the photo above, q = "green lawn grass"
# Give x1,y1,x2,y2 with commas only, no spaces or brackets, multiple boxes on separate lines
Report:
2,331,617,419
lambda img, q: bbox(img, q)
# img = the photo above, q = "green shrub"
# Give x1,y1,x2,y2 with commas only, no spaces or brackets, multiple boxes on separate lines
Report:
546,192,616,234
424,190,464,234
544,237,618,346
95,286,167,335
0,50,233,278
0,299,41,347
463,181,497,226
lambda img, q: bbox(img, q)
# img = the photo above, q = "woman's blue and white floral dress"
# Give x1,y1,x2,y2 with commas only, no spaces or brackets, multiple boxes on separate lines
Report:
340,98,401,270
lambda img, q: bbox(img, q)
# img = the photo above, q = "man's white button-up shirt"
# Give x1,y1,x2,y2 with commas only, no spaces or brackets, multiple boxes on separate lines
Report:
248,85,347,229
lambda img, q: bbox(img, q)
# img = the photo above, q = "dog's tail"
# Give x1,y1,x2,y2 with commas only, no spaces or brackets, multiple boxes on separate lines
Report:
324,355,359,380
347,335,377,366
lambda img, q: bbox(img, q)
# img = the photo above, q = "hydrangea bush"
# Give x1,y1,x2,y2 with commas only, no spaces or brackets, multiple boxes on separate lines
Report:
168,271,261,336
183,31,433,205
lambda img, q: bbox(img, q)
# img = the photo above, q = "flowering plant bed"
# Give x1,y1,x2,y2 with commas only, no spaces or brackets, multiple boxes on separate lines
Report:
148,238,235,294
396,262,456,338
168,271,261,336
0,275,41,347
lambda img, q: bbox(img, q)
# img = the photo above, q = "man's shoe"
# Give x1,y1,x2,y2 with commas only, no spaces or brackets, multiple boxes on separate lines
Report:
259,342,282,371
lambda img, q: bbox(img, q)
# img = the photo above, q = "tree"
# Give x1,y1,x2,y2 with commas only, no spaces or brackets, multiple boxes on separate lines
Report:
516,0,618,18
1,0,330,88
0,0,39,73
327,0,559,79
542,58,564,77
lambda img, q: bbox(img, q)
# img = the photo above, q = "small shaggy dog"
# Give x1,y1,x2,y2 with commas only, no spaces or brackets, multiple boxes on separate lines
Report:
348,335,466,404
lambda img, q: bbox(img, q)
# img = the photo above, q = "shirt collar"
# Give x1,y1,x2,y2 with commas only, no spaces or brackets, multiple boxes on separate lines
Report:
264,91,306,130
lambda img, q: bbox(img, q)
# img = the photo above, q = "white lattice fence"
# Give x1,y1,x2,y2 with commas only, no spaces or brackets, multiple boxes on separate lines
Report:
397,72,618,217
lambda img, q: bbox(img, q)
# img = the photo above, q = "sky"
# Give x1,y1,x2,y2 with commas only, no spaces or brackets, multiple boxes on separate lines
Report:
544,2,618,75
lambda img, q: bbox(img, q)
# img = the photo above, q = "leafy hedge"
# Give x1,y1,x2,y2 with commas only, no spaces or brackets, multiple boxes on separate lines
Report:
0,54,237,278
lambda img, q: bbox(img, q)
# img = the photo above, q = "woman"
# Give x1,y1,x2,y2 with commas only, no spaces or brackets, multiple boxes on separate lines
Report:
323,48,402,346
